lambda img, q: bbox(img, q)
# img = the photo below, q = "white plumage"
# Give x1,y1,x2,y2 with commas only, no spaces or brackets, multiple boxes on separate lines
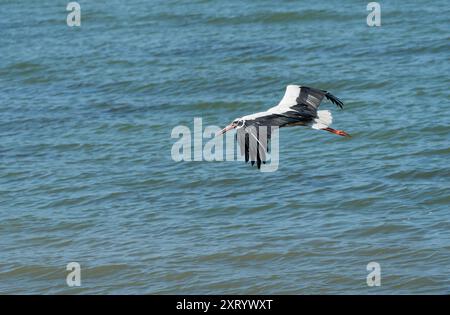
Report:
312,110,333,130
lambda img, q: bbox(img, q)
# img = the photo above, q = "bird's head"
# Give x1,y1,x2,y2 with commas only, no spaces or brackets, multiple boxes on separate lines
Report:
217,118,245,135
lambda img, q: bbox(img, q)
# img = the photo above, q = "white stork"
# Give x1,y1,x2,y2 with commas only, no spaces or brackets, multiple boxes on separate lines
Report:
217,85,350,169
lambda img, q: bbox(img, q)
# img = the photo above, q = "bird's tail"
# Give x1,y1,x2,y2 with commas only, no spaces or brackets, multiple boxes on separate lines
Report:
312,110,350,137
311,110,332,130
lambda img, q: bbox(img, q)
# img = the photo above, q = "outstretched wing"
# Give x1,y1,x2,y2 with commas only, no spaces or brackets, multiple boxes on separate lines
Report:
237,124,269,169
268,85,344,119
236,112,293,169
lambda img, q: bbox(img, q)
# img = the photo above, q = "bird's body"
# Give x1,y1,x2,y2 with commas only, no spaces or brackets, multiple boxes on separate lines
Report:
218,85,350,169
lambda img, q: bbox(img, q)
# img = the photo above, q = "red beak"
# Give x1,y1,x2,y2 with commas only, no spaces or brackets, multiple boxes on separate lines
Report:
216,124,235,136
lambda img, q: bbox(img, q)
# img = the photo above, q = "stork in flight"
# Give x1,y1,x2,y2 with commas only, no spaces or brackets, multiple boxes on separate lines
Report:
217,85,350,169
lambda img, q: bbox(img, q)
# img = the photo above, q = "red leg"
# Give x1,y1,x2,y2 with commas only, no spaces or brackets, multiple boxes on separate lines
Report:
322,127,351,137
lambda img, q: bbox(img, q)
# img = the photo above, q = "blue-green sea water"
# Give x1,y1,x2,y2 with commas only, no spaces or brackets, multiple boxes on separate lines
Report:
0,0,449,294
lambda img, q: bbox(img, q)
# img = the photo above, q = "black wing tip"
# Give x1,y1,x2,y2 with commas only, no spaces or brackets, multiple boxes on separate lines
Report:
247,160,263,169
323,90,344,109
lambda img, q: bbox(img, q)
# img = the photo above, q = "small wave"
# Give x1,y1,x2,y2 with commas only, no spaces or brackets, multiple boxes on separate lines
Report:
206,10,348,25
386,169,450,180
0,61,44,77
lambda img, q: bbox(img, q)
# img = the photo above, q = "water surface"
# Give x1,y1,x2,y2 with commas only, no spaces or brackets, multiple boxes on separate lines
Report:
0,0,449,294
